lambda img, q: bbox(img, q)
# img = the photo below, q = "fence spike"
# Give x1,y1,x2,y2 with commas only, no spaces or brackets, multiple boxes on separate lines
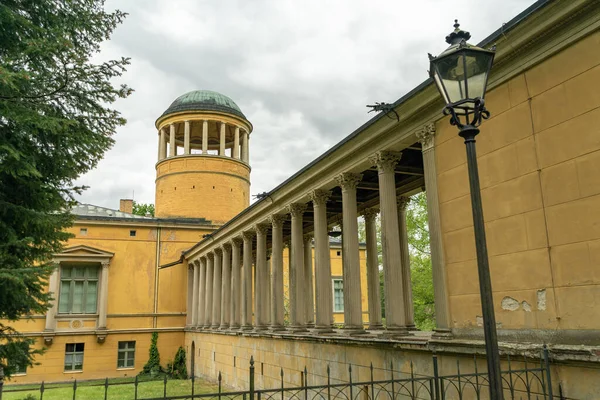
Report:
72,379,77,400
104,377,109,400
163,375,168,399
134,375,139,400
40,380,45,400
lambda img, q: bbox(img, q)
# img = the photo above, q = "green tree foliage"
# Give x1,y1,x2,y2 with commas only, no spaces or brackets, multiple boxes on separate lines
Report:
0,0,131,377
132,202,155,217
166,346,187,379
141,332,162,376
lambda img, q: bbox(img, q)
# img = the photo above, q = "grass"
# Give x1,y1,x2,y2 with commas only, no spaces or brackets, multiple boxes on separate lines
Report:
2,376,220,400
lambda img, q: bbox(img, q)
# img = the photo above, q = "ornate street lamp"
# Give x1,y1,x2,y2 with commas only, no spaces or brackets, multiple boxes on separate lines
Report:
428,21,503,399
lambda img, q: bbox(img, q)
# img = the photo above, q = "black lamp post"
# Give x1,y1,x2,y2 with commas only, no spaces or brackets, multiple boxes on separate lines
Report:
428,21,503,399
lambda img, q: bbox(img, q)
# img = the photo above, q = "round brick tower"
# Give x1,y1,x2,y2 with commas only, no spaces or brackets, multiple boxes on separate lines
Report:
154,90,252,224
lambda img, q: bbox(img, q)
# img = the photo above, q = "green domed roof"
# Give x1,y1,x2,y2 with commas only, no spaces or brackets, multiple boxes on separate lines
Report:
161,90,245,119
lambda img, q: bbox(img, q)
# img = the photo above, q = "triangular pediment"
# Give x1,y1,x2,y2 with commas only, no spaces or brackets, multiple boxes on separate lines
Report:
54,245,114,263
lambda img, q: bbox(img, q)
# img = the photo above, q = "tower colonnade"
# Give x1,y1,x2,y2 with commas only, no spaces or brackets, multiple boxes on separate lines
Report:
184,122,450,337
157,118,250,164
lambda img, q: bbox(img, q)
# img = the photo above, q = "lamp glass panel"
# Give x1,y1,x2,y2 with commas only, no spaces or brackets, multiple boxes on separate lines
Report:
462,50,494,100
435,53,467,103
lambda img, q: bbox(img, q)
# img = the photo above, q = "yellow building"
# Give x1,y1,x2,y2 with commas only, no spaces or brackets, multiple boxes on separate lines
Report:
8,90,370,384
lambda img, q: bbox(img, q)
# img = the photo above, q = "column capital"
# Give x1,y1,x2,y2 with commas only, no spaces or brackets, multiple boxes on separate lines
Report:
287,203,307,217
303,233,313,243
269,214,287,228
101,260,110,268
416,122,436,151
397,196,410,211
361,207,379,222
335,172,363,191
222,243,232,252
309,189,332,206
214,247,223,256
369,151,401,173
254,223,270,235
206,252,215,260
231,237,243,247
242,231,255,240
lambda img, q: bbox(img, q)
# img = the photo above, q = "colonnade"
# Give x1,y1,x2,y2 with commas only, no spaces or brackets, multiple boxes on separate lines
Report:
157,119,250,163
185,123,449,335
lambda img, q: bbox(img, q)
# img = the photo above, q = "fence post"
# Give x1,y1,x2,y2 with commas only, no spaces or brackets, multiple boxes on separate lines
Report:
249,356,255,400
543,345,554,400
192,373,195,399
280,368,284,400
163,375,168,399
73,379,77,400
104,377,109,400
40,380,45,400
432,354,440,400
370,363,375,400
304,366,308,400
349,364,353,400
390,361,395,400
134,375,139,400
0,365,4,400
327,365,331,400
218,371,222,400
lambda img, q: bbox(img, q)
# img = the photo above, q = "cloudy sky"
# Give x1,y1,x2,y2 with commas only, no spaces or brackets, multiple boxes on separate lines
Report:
75,0,538,209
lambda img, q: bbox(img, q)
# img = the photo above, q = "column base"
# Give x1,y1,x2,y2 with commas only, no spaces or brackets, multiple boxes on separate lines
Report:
306,322,315,328
253,325,269,332
432,328,453,339
368,323,384,330
379,327,410,338
240,325,254,331
229,324,241,331
287,325,308,333
219,324,230,330
312,325,335,334
210,324,220,329
269,325,287,332
406,324,418,331
344,326,367,336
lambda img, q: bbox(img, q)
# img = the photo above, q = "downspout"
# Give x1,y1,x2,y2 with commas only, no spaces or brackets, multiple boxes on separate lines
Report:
153,227,161,328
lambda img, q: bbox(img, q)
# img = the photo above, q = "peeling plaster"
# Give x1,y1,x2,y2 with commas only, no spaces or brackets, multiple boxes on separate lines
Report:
537,289,547,311
501,296,520,311
522,301,532,312
476,316,483,326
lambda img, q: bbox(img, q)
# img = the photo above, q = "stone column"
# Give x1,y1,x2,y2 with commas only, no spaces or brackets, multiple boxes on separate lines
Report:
44,266,60,332
266,251,272,327
202,120,208,154
230,238,242,329
233,127,240,159
269,214,286,331
219,122,226,156
416,123,451,335
370,151,407,334
186,265,193,327
204,253,214,328
362,208,383,330
254,224,269,330
287,203,307,332
309,190,334,332
303,234,315,328
197,257,206,328
211,249,222,329
159,129,167,160
191,260,200,326
220,244,231,329
169,123,176,157
241,231,254,330
184,120,191,155
98,261,110,329
242,131,249,164
397,196,416,329
335,173,365,333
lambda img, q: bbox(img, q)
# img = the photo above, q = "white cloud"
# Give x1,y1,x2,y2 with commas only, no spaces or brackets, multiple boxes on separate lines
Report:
75,0,538,209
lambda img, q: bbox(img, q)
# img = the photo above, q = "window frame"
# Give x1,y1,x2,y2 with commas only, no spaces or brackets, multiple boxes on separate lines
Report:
58,265,99,315
64,343,85,372
117,341,136,369
332,278,344,312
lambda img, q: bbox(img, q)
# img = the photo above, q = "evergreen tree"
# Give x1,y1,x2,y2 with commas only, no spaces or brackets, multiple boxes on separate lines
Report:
166,346,187,379
0,0,131,377
141,332,162,375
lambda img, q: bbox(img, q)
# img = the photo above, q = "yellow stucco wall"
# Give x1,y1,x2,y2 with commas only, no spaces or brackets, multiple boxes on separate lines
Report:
155,156,250,223
436,30,600,331
7,221,210,383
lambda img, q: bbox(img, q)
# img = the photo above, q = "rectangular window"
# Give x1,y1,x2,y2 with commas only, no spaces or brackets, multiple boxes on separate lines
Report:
79,228,88,236
129,230,136,237
64,343,84,371
58,266,99,314
117,341,136,368
13,363,27,375
333,279,344,312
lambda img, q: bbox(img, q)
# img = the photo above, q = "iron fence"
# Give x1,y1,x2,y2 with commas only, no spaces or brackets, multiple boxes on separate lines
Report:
1,346,553,400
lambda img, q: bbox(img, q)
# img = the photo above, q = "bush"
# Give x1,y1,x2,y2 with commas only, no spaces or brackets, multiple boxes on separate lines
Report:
140,332,163,376
166,346,187,379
